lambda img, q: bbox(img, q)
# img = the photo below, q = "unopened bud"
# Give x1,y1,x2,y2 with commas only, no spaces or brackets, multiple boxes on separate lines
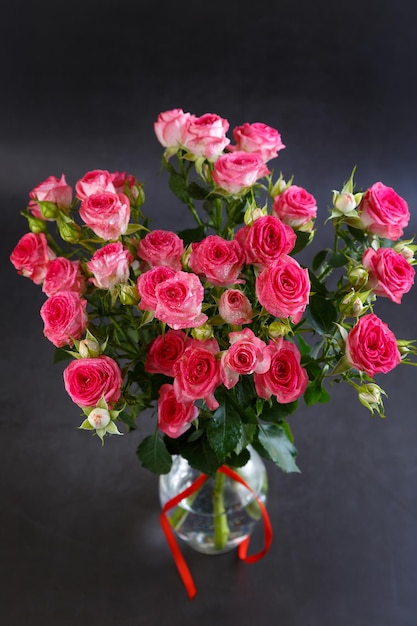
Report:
393,242,414,263
119,284,139,305
268,320,292,338
79,338,101,358
333,192,356,214
87,407,111,429
58,219,82,243
39,201,59,220
348,266,368,287
358,383,386,417
191,323,213,341
244,205,266,226
27,215,48,233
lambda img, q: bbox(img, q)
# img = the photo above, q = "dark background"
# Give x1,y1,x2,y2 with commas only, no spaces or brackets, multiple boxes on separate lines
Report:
2,1,417,624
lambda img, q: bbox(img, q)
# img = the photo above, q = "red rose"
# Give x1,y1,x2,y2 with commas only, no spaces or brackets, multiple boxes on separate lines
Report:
158,384,198,438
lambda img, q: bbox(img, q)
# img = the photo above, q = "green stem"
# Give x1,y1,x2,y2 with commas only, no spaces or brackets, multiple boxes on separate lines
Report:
213,470,230,550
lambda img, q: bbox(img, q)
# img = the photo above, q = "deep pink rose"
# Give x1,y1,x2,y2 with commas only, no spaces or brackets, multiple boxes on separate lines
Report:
218,289,253,325
87,243,133,290
154,271,208,330
79,192,130,240
173,344,220,410
235,215,296,268
29,174,72,218
359,182,410,240
63,355,122,407
137,266,176,311
362,247,415,304
109,171,136,193
272,185,317,229
181,113,230,159
254,339,309,403
42,258,87,297
345,313,401,377
220,328,270,389
137,230,184,271
10,232,56,285
189,235,245,286
40,291,88,347
230,122,285,162
212,151,270,194
75,169,116,200
256,255,310,323
154,109,193,149
145,330,192,377
158,384,199,438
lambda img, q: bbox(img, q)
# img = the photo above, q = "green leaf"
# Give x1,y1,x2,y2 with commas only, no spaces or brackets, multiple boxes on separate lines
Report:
137,432,172,475
172,436,221,476
304,381,330,405
177,225,207,246
207,399,243,459
187,182,209,200
308,269,328,296
312,249,329,272
327,252,347,268
169,173,188,202
254,424,300,473
305,294,338,335
227,448,251,469
259,398,298,422
291,230,313,255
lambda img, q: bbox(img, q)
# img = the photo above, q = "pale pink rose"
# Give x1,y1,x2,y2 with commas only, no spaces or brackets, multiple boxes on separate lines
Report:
212,151,270,194
173,344,221,410
362,247,415,304
137,230,184,271
181,113,230,159
40,291,88,347
158,384,199,438
29,174,72,218
10,232,56,285
345,313,401,377
359,182,410,240
154,271,208,330
154,108,193,149
235,215,296,268
87,243,132,290
230,122,285,162
79,192,130,240
75,169,116,200
63,355,122,407
218,289,252,324
145,330,192,377
272,185,318,228
256,255,310,323
42,258,87,297
220,328,270,389
254,339,309,403
189,235,245,286
137,266,176,310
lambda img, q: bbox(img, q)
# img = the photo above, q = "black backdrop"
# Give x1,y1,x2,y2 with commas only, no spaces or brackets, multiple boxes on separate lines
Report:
2,1,417,624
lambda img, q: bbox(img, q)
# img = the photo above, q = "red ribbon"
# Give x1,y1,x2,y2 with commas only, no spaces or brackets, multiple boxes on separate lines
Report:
159,465,273,600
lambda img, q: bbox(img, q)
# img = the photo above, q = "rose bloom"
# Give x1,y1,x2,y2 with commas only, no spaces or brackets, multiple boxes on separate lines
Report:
158,384,199,438
137,230,184,271
109,171,136,194
189,235,245,286
272,185,318,229
137,266,176,310
235,215,296,268
29,174,72,218
10,232,56,285
181,113,230,160
79,191,130,240
256,255,310,323
362,247,415,304
87,243,132,290
345,313,401,377
154,271,208,330
218,289,252,325
254,338,309,403
212,151,270,194
173,343,220,410
75,169,116,200
359,181,410,240
154,108,193,149
220,328,270,389
40,291,88,347
231,122,285,162
145,329,192,377
42,257,87,297
63,355,122,407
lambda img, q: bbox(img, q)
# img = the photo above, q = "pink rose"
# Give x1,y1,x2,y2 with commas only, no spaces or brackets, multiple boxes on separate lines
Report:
272,185,317,229
220,328,270,389
109,171,136,193
230,122,285,162
10,232,56,285
63,355,122,407
42,258,87,297
154,108,193,149
158,384,199,438
137,266,176,310
254,339,309,403
145,330,192,377
212,151,270,194
87,243,133,290
137,230,184,271
345,313,401,377
79,192,130,240
40,291,88,347
218,289,252,325
362,247,415,304
154,271,208,330
182,113,230,159
235,215,296,268
256,255,310,323
189,235,245,286
359,182,410,240
173,343,220,410
75,170,116,200
29,174,72,218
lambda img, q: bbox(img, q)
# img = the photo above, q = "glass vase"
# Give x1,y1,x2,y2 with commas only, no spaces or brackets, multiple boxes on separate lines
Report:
159,446,268,555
